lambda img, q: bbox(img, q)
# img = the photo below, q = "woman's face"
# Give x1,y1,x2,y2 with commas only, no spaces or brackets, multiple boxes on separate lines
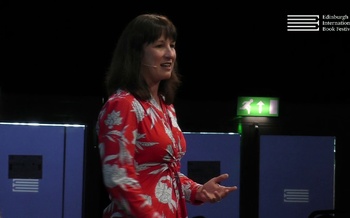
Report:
141,33,176,86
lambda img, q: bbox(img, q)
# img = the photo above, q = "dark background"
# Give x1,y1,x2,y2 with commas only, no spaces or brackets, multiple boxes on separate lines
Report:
1,1,349,218
1,1,349,103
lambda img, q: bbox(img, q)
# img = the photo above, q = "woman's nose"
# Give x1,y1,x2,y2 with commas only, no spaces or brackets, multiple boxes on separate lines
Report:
165,46,176,59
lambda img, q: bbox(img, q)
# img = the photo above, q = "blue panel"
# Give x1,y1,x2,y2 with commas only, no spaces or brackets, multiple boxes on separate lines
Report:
181,132,241,218
0,123,65,218
259,135,335,218
63,126,86,218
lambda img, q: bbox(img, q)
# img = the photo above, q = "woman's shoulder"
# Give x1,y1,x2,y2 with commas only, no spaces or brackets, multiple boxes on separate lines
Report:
104,89,152,109
102,90,135,109
108,89,135,102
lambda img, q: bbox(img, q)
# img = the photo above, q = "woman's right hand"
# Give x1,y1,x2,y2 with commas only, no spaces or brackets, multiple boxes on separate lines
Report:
195,173,238,203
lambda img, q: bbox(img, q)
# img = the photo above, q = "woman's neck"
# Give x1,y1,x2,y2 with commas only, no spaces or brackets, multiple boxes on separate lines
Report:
149,85,160,105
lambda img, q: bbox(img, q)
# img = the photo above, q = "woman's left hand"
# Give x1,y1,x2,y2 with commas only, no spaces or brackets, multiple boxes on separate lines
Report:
195,173,238,203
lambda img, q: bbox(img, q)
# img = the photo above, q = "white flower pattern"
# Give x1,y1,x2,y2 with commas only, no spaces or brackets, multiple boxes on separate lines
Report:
97,89,201,218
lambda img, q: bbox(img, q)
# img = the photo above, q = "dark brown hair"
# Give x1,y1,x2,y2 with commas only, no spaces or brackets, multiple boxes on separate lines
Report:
105,13,181,104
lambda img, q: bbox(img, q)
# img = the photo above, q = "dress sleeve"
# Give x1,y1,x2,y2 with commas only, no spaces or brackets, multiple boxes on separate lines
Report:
178,172,204,205
97,97,160,218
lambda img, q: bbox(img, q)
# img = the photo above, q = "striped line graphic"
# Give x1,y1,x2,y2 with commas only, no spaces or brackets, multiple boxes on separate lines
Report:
12,179,39,193
287,15,319,31
284,189,309,203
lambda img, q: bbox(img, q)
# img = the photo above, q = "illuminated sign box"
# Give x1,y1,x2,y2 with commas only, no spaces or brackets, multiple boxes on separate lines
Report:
237,97,279,117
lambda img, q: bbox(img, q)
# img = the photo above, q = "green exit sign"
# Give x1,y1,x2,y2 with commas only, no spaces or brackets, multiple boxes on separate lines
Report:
237,97,279,117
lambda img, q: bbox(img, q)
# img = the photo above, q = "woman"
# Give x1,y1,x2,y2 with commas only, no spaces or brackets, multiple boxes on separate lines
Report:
96,13,237,218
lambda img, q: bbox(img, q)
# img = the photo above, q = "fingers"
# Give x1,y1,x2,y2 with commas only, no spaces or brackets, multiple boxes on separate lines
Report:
226,185,238,192
199,174,238,204
216,186,238,201
214,173,229,183
210,198,221,203
212,191,222,203
214,174,238,193
202,189,223,204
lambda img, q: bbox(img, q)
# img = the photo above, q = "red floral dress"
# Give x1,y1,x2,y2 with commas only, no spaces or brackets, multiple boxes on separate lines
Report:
96,89,203,218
